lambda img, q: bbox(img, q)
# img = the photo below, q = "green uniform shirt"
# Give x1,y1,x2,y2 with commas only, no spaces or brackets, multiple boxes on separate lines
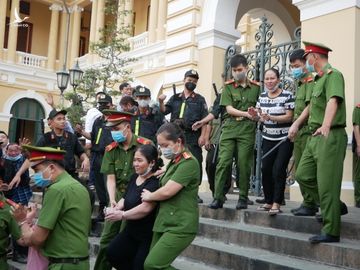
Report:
220,79,260,129
37,172,91,258
294,74,314,121
353,106,360,126
153,150,200,234
101,135,148,192
308,63,346,131
0,195,21,256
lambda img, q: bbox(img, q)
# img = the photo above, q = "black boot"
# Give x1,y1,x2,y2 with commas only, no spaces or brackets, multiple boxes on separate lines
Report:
208,199,223,209
236,199,248,210
93,205,105,223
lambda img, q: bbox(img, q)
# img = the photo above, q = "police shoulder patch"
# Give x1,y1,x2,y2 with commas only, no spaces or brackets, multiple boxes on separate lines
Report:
182,152,191,159
356,103,360,108
105,141,118,152
225,79,235,85
250,80,260,86
303,76,313,83
137,137,151,145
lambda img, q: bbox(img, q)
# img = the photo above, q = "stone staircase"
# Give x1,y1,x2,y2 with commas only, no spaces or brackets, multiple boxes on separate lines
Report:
8,192,360,270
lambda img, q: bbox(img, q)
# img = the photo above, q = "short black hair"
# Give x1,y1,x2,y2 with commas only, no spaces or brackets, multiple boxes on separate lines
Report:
265,67,280,79
156,122,186,145
135,144,161,172
120,95,136,106
289,49,306,63
119,82,130,91
230,54,248,68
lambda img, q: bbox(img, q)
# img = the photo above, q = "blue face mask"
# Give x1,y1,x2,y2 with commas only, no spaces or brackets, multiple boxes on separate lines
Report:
291,67,305,80
111,130,126,143
306,59,315,73
5,154,22,161
32,166,52,188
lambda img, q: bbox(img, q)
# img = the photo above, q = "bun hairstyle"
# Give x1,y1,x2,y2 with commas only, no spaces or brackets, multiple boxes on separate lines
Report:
265,67,280,79
136,144,162,172
156,122,186,145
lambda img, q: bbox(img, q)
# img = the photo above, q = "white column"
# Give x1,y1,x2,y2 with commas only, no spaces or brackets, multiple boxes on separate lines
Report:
89,0,98,46
69,5,83,64
148,0,159,43
124,0,134,36
0,0,7,60
47,4,62,70
7,0,20,63
117,0,125,36
156,0,167,41
95,0,105,42
58,10,68,69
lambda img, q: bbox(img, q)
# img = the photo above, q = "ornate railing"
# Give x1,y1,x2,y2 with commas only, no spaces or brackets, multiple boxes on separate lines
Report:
17,52,47,68
128,31,149,50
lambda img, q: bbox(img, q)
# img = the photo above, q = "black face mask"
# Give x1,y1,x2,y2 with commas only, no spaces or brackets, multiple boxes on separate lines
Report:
185,82,196,91
98,104,109,112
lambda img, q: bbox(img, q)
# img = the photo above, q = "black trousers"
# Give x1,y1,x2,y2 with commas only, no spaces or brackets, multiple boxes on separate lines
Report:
91,153,109,209
106,227,152,270
206,144,232,196
261,138,293,205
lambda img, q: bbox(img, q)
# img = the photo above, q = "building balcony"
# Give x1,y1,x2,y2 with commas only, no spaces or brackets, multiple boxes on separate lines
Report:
128,31,149,50
17,51,48,69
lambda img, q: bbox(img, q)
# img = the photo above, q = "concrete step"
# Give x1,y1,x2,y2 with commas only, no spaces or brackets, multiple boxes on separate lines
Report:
198,217,360,269
182,237,352,270
199,204,360,241
173,256,227,270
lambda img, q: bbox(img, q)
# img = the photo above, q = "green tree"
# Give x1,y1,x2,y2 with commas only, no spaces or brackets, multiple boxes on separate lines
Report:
64,0,135,126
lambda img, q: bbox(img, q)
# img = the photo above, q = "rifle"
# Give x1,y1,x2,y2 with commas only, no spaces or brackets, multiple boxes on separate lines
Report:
172,84,177,96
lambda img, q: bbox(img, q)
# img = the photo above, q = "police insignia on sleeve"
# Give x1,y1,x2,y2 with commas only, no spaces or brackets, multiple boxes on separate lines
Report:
105,141,119,152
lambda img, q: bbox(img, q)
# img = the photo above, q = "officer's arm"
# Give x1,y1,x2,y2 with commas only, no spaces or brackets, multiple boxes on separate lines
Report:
354,125,360,147
107,174,117,206
122,201,157,220
144,180,183,201
226,105,251,118
321,97,339,129
292,105,309,129
269,109,294,123
18,223,50,247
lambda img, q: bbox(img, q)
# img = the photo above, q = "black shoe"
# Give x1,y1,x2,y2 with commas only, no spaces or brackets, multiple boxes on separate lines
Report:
315,202,348,223
291,206,302,213
208,199,223,209
281,199,286,206
197,196,204,204
93,211,105,223
356,201,360,208
12,252,27,264
292,205,317,216
309,233,339,244
236,199,248,210
255,198,265,204
247,197,254,205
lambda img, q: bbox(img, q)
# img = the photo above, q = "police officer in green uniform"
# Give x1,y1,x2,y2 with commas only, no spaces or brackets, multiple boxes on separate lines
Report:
209,54,260,209
141,122,199,270
295,42,347,243
133,85,165,143
287,48,318,216
352,105,360,208
158,70,208,203
14,145,91,269
0,185,23,270
94,110,152,270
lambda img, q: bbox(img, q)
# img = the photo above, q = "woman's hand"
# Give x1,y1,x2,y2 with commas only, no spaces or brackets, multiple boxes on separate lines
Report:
141,189,152,202
26,203,37,223
11,204,27,223
105,209,124,222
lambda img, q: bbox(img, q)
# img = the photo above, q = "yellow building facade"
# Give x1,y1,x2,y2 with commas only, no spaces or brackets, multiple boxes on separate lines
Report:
0,0,359,204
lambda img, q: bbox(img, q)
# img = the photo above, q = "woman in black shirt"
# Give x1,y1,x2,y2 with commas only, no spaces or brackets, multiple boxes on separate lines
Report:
106,144,160,270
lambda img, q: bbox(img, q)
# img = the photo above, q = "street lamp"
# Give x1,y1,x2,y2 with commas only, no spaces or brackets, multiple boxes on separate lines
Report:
69,60,84,91
56,69,69,95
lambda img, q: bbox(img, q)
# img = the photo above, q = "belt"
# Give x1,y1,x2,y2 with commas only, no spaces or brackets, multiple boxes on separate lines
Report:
309,125,345,133
48,256,89,265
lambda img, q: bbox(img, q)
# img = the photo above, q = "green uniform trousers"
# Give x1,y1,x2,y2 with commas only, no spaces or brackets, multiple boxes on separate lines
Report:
94,190,123,270
144,231,196,270
293,128,317,208
353,154,360,204
48,260,89,270
295,128,347,236
0,258,8,270
214,121,255,202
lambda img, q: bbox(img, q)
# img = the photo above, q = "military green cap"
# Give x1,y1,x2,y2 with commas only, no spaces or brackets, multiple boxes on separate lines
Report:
102,110,134,127
303,41,332,57
22,144,66,167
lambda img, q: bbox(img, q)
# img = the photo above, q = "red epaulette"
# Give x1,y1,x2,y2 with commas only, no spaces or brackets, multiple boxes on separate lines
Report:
225,79,235,85
302,76,313,83
137,137,151,145
249,80,260,86
0,200,4,209
105,141,119,152
182,152,191,159
356,103,360,108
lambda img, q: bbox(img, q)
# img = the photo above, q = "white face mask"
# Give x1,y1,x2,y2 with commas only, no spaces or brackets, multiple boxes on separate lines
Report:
265,83,280,92
138,99,150,108
139,165,153,177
